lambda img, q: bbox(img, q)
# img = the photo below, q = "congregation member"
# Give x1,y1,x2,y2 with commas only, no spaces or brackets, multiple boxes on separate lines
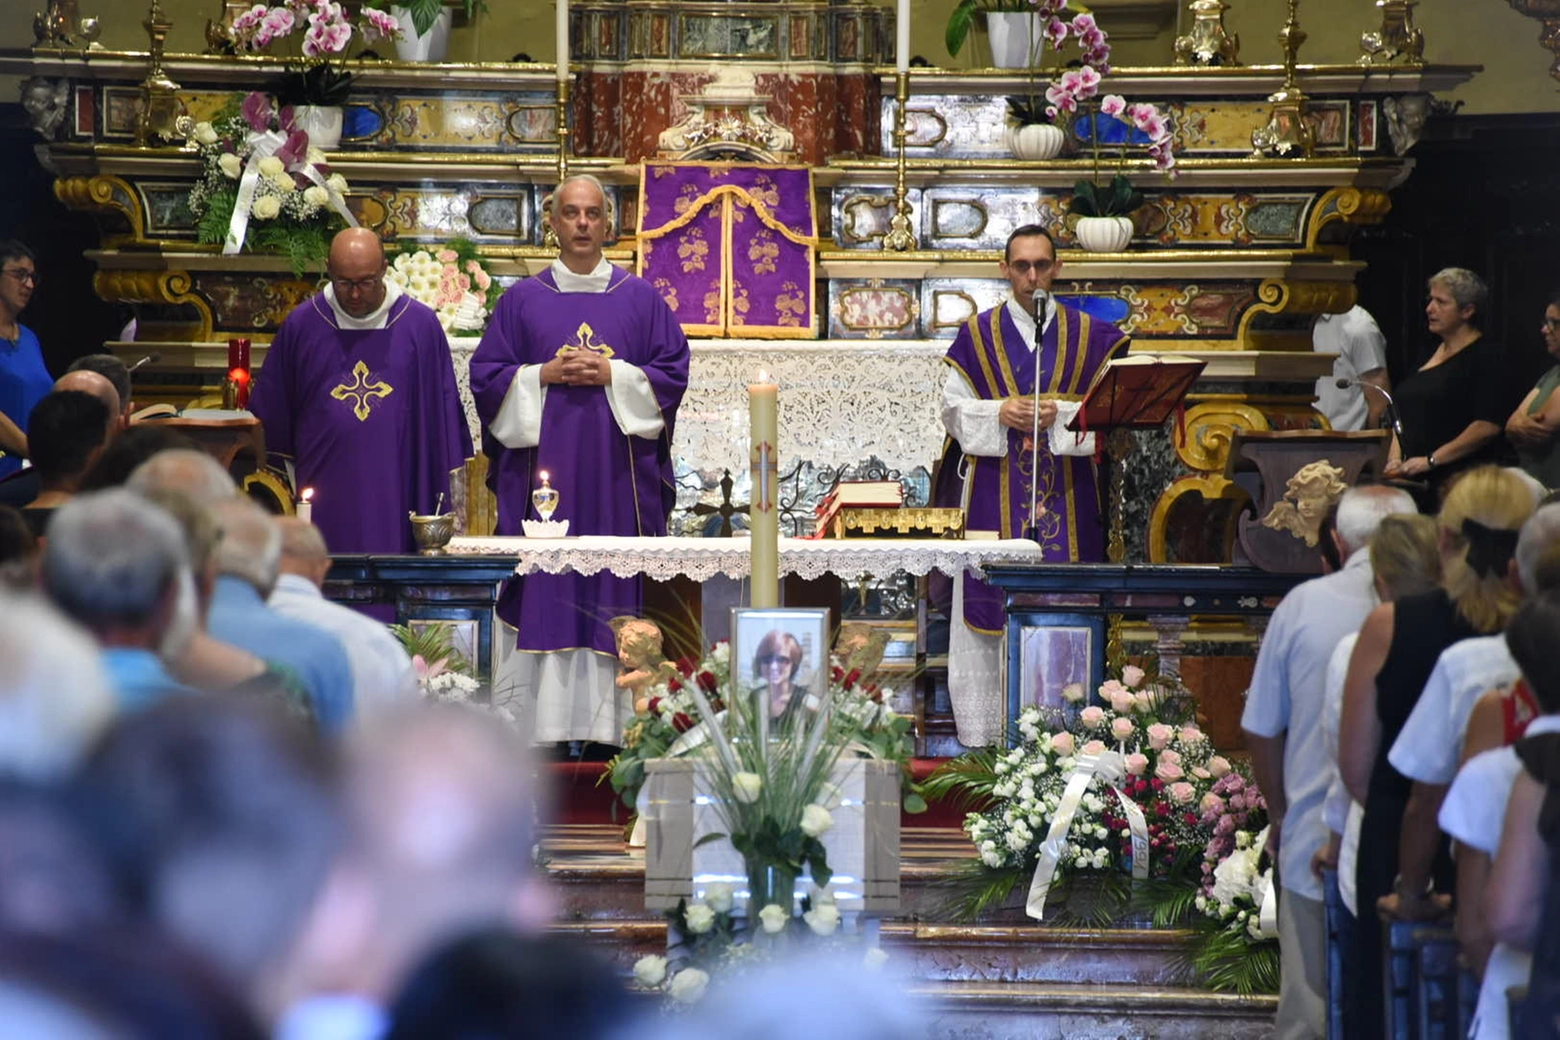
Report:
931,223,1129,747
0,240,50,478
1338,465,1536,1035
272,705,552,1040
0,504,35,587
0,370,118,511
0,590,114,780
1312,304,1391,432
127,446,242,506
249,227,472,556
1383,501,1560,922
39,489,198,709
1241,483,1416,1040
1505,291,1560,489
471,175,689,752
1383,269,1510,500
18,389,113,534
205,497,354,733
65,353,135,430
270,516,417,714
80,424,200,491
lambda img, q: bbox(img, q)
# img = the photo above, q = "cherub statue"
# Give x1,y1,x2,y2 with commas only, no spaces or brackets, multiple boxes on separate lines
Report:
609,616,671,704
1261,460,1348,547
833,622,892,681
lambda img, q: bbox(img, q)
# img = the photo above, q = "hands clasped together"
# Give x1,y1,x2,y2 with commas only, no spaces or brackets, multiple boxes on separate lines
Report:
541,348,613,388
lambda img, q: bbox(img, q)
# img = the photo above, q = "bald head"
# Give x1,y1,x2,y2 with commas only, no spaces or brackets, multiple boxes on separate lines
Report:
277,517,330,587
126,449,236,505
53,370,120,423
327,228,387,319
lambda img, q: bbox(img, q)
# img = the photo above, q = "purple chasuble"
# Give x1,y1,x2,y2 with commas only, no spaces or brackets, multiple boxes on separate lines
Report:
932,302,1129,633
249,293,473,555
469,266,689,655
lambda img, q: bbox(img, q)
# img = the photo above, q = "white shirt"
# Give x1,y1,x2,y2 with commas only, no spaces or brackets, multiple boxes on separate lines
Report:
1323,631,1363,916
1439,715,1560,1040
1312,306,1388,432
486,257,665,450
269,573,417,714
1389,635,1518,786
322,277,404,331
1241,546,1379,900
274,994,387,1040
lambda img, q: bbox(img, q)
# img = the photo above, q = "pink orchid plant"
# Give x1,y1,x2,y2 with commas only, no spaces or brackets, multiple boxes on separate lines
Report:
230,0,400,106
1069,93,1176,219
1002,2,1111,128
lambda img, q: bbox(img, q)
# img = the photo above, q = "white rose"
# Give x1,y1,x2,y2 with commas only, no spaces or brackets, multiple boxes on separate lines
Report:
758,903,789,934
804,903,840,936
704,882,734,914
683,902,715,934
863,947,889,970
632,954,667,987
251,195,281,220
218,152,242,179
800,803,833,838
668,967,709,1004
193,121,218,145
267,170,295,192
303,185,329,207
326,173,348,194
257,155,285,177
731,772,763,803
306,146,327,166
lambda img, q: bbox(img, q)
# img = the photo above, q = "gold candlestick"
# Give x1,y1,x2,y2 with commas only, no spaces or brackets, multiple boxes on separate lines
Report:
881,70,916,252
1359,0,1424,65
1174,0,1241,66
136,0,191,147
543,77,572,250
1250,0,1314,159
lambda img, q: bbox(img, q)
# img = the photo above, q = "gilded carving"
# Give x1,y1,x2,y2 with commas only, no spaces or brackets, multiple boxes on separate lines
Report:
93,269,213,341
1175,400,1270,472
1305,186,1392,251
55,175,145,242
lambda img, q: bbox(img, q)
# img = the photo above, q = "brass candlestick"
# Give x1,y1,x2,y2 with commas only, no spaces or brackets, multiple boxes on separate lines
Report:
33,0,97,47
136,0,191,147
1359,0,1424,64
881,70,916,252
1174,0,1241,66
1250,0,1314,159
543,76,571,250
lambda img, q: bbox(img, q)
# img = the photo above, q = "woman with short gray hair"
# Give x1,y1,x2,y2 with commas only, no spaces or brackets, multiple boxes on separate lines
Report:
1384,267,1510,502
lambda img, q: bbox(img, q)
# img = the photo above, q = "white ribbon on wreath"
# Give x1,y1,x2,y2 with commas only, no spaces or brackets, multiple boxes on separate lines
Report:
222,126,357,256
1026,747,1151,920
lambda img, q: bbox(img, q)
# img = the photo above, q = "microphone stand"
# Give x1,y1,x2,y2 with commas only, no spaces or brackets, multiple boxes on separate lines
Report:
1024,289,1048,546
1338,377,1403,442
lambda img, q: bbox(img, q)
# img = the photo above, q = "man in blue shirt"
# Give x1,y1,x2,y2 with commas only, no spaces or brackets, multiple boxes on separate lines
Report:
0,241,53,478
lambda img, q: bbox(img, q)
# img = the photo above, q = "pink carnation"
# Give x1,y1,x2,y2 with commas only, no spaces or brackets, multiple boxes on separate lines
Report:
1110,717,1134,740
1124,752,1149,776
1146,723,1174,750
1155,760,1184,782
1168,781,1196,805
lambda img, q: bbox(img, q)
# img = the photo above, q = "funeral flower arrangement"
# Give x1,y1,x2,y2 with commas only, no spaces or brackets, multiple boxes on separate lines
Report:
189,92,354,275
926,666,1277,993
385,240,501,333
1189,772,1279,992
230,0,401,106
391,621,517,725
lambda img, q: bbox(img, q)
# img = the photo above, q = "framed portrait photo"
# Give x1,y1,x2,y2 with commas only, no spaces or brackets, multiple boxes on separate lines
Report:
730,607,830,728
1006,612,1105,742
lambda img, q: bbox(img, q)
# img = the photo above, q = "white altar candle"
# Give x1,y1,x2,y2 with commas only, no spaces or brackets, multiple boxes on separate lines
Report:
557,0,570,83
297,486,314,524
896,0,910,74
748,372,779,608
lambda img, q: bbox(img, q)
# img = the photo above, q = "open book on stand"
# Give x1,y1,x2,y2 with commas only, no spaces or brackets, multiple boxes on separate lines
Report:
1064,353,1206,434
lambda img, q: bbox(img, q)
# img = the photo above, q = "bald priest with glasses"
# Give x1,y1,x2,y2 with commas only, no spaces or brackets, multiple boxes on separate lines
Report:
931,224,1130,747
250,228,472,554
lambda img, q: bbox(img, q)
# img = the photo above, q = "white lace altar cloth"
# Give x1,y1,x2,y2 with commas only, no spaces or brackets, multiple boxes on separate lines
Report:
445,535,1040,582
448,338,949,476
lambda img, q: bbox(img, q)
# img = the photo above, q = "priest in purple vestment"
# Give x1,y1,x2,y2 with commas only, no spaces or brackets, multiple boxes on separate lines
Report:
470,175,690,748
249,229,473,556
932,225,1129,746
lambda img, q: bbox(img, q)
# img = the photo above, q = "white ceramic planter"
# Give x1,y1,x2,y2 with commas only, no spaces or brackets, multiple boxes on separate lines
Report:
292,105,343,150
1074,215,1135,252
392,6,453,63
985,11,1042,69
1005,122,1065,161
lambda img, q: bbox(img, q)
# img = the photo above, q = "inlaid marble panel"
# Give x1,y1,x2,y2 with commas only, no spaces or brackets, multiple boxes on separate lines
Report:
832,188,924,249
827,279,922,338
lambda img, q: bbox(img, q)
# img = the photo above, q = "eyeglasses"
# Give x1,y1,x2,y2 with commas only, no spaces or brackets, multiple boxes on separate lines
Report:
329,276,381,294
1006,259,1055,275
2,269,38,287
1543,318,1560,332
757,654,792,667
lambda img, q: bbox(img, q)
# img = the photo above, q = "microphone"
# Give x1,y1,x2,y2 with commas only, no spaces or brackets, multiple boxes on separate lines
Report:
128,353,161,373
1032,288,1050,313
1336,377,1403,441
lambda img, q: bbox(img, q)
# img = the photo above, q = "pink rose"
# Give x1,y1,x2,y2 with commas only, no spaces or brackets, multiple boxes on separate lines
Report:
1050,732,1074,756
1146,723,1174,751
1079,705,1106,728
1080,739,1106,757
1120,664,1144,688
1110,717,1134,740
1208,756,1232,778
1158,748,1181,767
1098,679,1126,700
1155,760,1184,782
1108,689,1137,714
1193,767,1211,781
1179,726,1205,746
1168,781,1196,805
1200,792,1226,815
1124,752,1149,776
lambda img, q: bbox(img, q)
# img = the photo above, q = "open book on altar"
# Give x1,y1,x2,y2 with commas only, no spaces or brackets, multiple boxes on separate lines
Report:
1064,353,1206,433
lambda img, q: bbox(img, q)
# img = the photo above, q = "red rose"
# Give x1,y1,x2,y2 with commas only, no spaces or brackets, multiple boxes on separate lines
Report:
671,713,694,733
831,665,845,683
843,668,862,689
1155,803,1169,817
697,670,718,693
647,697,662,715
667,677,683,692
676,657,697,677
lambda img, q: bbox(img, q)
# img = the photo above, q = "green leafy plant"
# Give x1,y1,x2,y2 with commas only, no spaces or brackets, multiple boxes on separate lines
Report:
944,0,1035,59
395,0,488,38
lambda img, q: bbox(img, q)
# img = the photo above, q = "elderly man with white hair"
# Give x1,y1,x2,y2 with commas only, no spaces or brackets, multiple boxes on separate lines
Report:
39,488,199,710
126,447,238,505
205,497,353,733
0,591,115,779
1241,482,1418,1040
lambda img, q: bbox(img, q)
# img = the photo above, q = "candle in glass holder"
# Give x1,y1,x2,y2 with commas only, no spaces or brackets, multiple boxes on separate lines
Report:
226,337,252,408
532,470,560,521
748,372,779,608
297,486,314,524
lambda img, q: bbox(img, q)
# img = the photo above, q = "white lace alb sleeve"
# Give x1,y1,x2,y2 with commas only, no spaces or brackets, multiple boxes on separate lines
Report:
606,359,666,439
1047,400,1096,457
488,364,545,449
942,368,1007,457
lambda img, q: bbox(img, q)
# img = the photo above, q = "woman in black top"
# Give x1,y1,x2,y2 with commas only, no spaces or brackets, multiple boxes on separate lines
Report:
1384,268,1510,502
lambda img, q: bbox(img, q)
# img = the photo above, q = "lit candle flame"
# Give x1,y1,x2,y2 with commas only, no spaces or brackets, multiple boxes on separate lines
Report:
300,487,314,503
539,470,550,483
756,369,771,384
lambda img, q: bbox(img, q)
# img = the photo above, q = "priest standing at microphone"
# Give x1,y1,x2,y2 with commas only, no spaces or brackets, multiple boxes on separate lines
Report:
931,224,1130,747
